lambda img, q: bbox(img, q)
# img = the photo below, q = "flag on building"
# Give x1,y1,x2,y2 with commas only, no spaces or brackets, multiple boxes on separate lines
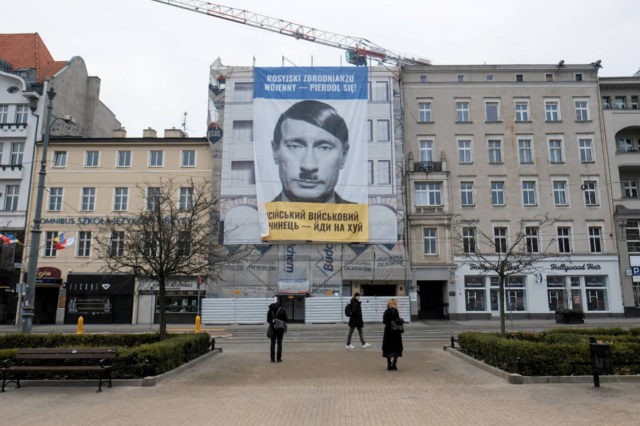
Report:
54,233,75,250
0,234,19,245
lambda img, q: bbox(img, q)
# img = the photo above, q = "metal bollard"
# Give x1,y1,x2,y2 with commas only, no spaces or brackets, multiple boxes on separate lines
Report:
195,315,201,333
76,316,84,335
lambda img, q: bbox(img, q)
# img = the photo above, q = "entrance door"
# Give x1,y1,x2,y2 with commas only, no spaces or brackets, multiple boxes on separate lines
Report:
113,296,133,324
34,287,59,324
278,296,305,322
418,281,447,319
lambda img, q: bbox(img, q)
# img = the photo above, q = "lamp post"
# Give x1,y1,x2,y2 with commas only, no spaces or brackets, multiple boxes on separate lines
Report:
21,87,56,333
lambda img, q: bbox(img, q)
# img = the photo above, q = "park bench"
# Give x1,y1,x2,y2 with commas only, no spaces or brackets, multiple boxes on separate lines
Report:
2,348,117,393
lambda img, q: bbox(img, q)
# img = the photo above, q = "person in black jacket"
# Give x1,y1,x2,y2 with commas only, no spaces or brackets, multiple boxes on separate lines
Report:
345,293,371,349
267,301,288,362
382,298,404,370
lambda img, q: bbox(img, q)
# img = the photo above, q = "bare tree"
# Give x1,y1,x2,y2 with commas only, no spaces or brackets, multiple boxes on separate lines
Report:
455,215,557,333
93,177,223,338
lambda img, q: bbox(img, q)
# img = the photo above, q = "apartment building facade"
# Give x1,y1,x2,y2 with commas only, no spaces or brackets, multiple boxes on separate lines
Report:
402,64,623,319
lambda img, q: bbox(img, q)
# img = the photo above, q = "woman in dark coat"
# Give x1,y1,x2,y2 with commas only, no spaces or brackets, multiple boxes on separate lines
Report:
267,302,288,362
346,293,370,349
382,298,404,370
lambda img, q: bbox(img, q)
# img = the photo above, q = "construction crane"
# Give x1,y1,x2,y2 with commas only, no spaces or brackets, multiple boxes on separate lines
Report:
151,0,430,66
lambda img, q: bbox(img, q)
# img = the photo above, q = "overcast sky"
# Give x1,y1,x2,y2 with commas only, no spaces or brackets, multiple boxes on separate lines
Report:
5,0,640,137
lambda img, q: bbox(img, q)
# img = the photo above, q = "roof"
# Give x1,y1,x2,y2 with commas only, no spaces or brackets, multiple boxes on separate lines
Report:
0,33,67,82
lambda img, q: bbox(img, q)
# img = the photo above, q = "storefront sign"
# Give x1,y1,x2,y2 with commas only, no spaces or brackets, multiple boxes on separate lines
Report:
67,274,134,294
36,267,62,284
550,263,602,272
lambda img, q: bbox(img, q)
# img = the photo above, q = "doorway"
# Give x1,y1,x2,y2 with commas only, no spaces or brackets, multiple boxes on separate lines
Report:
34,286,59,324
418,281,447,319
278,295,305,322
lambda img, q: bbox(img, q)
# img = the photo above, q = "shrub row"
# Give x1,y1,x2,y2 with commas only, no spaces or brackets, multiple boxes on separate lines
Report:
458,330,640,376
0,333,211,379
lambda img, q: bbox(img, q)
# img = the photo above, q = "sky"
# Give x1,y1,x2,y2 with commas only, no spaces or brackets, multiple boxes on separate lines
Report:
4,0,640,137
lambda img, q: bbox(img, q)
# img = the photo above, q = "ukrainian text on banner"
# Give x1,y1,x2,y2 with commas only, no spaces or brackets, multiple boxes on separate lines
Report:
253,67,369,242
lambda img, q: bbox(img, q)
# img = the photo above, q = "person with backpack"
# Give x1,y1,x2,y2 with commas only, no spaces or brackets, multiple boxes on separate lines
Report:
267,301,288,362
345,293,371,349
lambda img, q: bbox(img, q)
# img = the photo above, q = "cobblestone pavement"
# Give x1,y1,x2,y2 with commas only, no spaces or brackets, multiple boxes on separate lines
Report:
2,340,639,425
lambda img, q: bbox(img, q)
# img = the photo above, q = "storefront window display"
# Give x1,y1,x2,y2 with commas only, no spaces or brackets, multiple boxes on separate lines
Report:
465,276,485,311
547,276,568,311
488,276,526,312
585,276,608,311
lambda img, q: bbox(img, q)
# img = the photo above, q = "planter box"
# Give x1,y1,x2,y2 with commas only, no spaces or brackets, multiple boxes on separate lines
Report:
555,312,584,324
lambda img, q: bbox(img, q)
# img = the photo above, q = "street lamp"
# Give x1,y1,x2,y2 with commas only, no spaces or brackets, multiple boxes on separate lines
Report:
20,87,72,333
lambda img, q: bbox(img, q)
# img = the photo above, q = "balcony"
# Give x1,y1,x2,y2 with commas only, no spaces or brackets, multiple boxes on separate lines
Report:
0,163,25,179
413,161,442,172
0,122,28,137
415,206,444,214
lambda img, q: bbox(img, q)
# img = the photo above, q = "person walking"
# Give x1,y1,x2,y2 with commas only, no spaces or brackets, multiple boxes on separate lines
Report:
345,293,371,349
267,301,288,362
382,298,404,370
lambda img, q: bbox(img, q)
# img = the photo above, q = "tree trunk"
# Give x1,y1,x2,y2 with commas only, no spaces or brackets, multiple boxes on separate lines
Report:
499,276,506,334
159,276,167,339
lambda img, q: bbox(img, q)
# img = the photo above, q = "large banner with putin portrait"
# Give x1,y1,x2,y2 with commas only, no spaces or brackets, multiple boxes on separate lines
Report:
253,67,369,242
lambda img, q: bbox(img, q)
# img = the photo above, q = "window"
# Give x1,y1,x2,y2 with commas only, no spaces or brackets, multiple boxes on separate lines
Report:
463,227,476,253
423,228,437,255
458,139,472,164
557,227,571,253
579,138,594,163
485,101,500,121
0,143,2,163
545,101,560,121
545,73,553,82
149,150,164,167
506,276,526,311
234,82,253,102
488,140,502,164
575,73,583,82
414,183,441,206
377,160,391,185
418,102,432,122
85,151,99,167
589,226,602,253
615,96,626,109
585,276,608,311
486,75,494,82
367,161,374,185
81,187,96,211
4,185,19,211
494,227,507,253
44,231,58,257
460,182,474,206
547,276,567,311
420,75,427,82
0,105,8,123
518,139,533,164
117,150,131,167
230,161,256,185
515,74,524,82
419,140,433,162
456,102,470,122
147,187,161,211
548,139,563,163
553,181,568,206
465,276,486,311
515,101,529,121
145,232,158,257
575,100,589,121
114,187,128,211
232,120,253,141
623,181,638,199
49,187,63,211
77,231,91,257
15,105,28,124
372,81,389,102
626,220,640,253
522,181,536,206
457,75,464,83
376,120,390,142
619,138,633,152
367,120,373,142
182,150,195,167
179,187,194,210
491,181,505,205
602,96,611,109
110,231,125,256
53,151,67,167
583,180,597,206
525,226,539,253
177,231,191,256
10,143,24,165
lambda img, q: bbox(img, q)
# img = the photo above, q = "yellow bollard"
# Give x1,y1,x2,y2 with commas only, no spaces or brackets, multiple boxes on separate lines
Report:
195,315,201,333
76,316,84,335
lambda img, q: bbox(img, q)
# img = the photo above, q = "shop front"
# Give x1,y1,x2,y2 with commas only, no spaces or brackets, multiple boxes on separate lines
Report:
65,274,134,324
35,267,63,325
136,277,205,324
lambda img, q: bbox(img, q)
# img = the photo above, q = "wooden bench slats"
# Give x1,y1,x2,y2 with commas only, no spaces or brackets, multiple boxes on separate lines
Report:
17,354,117,360
6,366,110,372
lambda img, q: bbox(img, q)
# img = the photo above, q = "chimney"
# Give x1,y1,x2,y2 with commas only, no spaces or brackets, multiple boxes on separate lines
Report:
112,127,127,138
143,127,157,138
164,127,186,138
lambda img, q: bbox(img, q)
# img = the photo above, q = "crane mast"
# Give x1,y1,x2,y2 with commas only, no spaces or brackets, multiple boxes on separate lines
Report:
151,0,430,66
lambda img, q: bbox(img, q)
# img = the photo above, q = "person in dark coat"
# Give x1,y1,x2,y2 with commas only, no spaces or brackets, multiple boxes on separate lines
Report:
345,293,371,349
267,301,288,362
382,298,404,370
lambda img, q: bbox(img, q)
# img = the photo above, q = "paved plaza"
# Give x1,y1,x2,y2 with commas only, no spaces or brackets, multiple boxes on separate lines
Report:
2,320,640,425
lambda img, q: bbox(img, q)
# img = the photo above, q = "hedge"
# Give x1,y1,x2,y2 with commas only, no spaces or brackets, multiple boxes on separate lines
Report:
458,328,640,376
0,332,211,379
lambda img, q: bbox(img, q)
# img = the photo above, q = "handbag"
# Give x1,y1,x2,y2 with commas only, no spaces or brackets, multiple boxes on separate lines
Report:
390,318,404,333
267,325,274,338
272,307,288,332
